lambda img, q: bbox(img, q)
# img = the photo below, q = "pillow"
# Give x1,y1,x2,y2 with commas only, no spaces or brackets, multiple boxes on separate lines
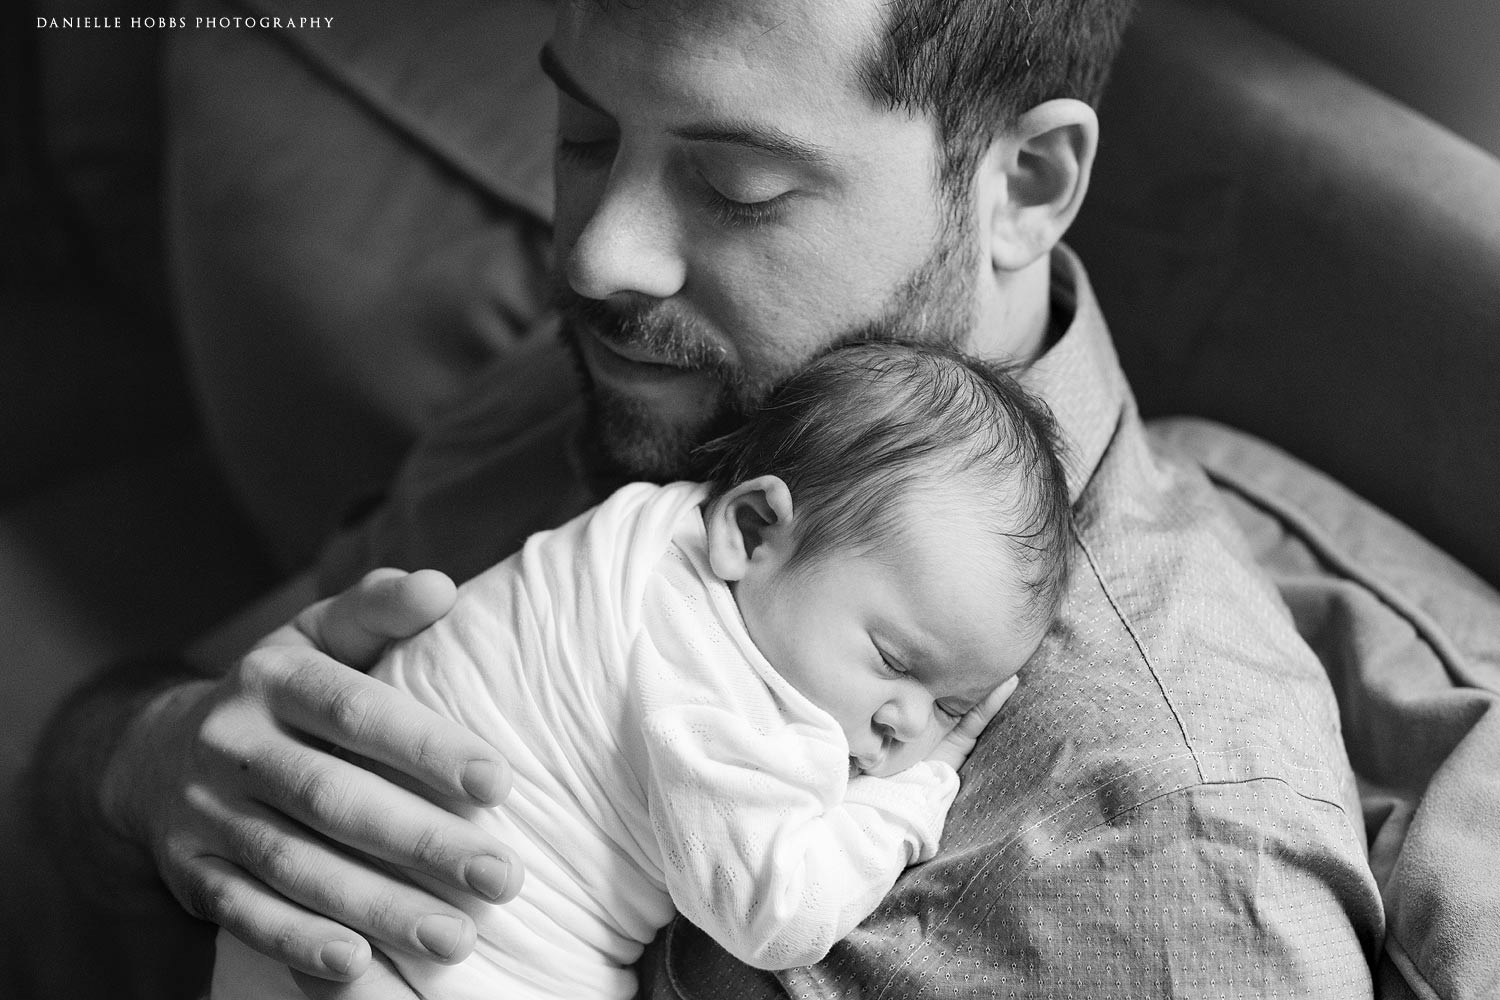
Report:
1151,417,1500,1000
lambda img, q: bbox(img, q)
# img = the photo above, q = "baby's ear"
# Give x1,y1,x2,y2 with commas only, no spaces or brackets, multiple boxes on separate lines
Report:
704,475,795,582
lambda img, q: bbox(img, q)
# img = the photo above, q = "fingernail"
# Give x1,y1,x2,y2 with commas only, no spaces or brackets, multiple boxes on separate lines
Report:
462,759,501,802
320,939,359,976
416,914,464,959
466,855,515,902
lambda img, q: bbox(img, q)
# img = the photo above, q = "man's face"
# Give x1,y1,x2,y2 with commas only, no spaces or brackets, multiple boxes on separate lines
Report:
547,0,980,481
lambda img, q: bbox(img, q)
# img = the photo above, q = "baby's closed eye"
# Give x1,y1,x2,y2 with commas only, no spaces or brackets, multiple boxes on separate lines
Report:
936,702,965,721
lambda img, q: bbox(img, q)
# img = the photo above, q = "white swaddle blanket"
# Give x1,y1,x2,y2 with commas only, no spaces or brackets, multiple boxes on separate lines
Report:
214,480,958,999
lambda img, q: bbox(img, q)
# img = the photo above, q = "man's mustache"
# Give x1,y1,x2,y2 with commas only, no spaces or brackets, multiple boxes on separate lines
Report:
557,291,738,379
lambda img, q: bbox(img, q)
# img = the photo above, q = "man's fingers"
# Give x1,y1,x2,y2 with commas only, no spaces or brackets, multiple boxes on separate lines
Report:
300,569,458,669
182,855,373,980
293,948,423,1000
352,569,458,640
230,740,523,904
241,647,510,806
176,803,481,967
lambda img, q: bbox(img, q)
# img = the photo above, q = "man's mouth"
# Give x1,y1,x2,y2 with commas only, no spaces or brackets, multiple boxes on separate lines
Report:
559,288,737,373
575,321,701,396
586,321,685,370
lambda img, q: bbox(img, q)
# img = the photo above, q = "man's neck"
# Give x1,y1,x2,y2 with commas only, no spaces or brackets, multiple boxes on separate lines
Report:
971,252,1055,366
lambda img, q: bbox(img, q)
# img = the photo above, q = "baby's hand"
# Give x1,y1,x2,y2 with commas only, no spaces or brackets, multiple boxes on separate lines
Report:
925,675,1020,772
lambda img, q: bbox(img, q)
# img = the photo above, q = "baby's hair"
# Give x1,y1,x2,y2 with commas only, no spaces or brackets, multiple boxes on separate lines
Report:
700,340,1073,626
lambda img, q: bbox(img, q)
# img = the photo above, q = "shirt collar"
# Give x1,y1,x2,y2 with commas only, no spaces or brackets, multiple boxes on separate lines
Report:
1020,245,1130,503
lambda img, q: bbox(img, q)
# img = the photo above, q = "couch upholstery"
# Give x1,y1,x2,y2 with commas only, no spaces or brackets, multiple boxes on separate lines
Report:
1071,0,1500,587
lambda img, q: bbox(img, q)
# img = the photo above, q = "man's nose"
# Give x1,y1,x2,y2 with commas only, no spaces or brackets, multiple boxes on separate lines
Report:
563,173,687,301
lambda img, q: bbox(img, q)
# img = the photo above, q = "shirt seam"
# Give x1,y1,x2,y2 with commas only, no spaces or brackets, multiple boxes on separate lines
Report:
1072,520,1203,783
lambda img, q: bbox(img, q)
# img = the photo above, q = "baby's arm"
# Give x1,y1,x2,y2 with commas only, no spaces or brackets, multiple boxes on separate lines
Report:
642,680,1015,971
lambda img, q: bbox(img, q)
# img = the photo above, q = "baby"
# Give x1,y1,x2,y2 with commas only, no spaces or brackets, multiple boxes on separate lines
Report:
213,339,1072,999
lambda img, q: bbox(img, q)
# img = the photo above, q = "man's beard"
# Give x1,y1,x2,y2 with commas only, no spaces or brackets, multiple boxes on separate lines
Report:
557,219,978,487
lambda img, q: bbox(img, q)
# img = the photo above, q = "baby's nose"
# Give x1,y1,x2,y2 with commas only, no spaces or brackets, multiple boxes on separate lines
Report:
874,695,928,743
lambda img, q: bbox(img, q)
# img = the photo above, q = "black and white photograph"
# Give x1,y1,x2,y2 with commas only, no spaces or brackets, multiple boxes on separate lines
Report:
4,1,1498,998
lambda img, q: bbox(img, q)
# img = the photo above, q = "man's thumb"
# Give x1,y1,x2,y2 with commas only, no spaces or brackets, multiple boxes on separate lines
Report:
300,569,458,668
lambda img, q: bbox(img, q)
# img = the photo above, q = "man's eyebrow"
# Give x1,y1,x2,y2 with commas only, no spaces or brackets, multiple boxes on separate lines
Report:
670,122,830,166
539,43,603,113
540,43,829,166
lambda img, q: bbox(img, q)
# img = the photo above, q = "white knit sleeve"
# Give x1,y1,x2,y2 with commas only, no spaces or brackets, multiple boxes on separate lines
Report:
641,703,959,971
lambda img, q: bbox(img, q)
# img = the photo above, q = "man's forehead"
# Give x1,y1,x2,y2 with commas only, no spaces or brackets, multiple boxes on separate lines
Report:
556,0,884,77
584,0,806,35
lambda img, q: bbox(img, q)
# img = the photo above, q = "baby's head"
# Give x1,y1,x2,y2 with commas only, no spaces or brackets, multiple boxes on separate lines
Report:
700,340,1072,777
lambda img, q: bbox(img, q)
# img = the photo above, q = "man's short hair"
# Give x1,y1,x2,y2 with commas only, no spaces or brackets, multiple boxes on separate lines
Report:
701,340,1073,626
863,0,1138,195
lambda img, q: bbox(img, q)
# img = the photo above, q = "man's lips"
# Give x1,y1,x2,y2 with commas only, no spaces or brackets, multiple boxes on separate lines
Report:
573,322,722,414
574,316,691,372
591,328,682,369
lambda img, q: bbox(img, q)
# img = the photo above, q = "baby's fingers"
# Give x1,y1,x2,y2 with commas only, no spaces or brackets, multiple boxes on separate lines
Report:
954,675,1020,741
926,676,1020,772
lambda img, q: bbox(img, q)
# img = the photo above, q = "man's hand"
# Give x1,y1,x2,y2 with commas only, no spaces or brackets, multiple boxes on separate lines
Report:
926,675,1020,772
101,569,523,983
290,948,422,1000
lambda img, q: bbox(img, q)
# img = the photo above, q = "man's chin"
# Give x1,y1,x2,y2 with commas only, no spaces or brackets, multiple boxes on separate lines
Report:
559,319,755,486
581,389,722,486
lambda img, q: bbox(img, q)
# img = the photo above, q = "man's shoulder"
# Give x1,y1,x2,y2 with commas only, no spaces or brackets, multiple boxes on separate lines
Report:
1037,416,1356,807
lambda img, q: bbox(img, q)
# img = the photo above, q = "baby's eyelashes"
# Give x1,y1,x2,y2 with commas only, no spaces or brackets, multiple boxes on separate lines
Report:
936,701,967,721
875,648,906,676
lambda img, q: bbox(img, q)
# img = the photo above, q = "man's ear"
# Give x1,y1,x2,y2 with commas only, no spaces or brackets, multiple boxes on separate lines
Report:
704,475,796,583
977,98,1099,273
